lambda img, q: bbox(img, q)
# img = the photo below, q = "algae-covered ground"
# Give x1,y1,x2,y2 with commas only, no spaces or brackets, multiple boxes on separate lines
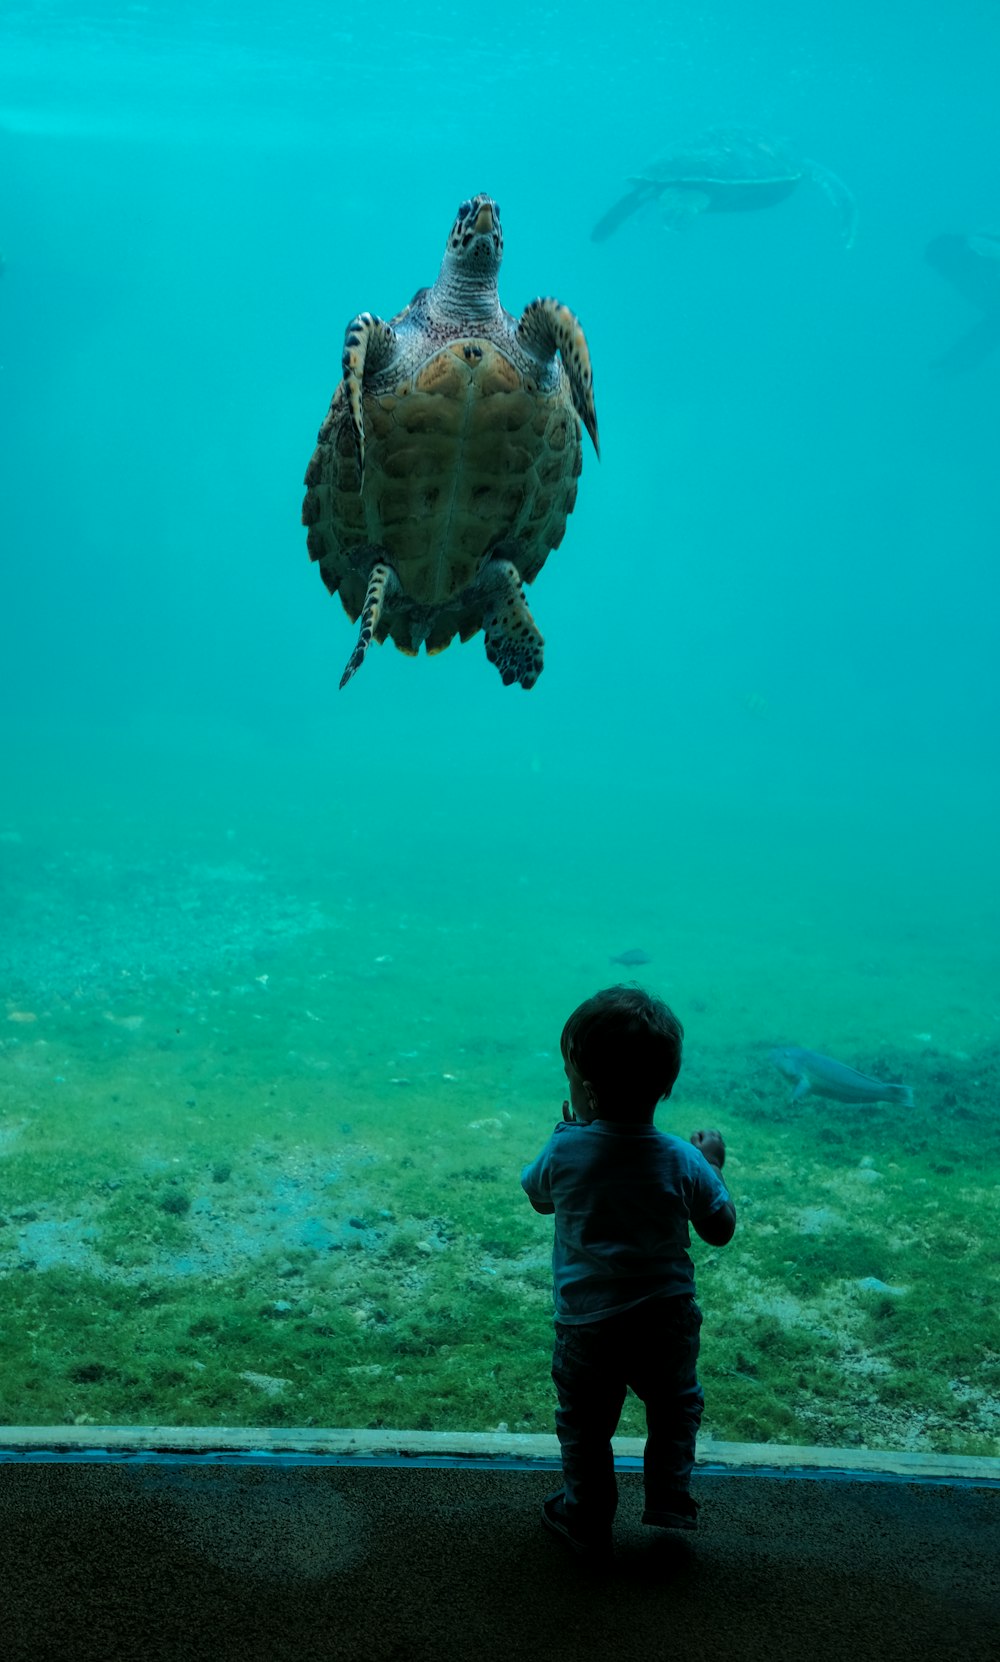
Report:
2,757,998,1454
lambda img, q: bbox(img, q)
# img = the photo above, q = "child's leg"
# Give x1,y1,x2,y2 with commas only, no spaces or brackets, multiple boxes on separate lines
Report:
551,1321,627,1541
626,1295,704,1508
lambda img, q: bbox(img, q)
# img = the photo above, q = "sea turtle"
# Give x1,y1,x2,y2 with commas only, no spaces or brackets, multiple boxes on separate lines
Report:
592,128,858,248
925,230,1000,377
301,194,599,691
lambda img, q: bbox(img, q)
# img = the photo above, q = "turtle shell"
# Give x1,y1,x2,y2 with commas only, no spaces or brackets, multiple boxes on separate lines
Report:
302,336,583,657
637,128,804,192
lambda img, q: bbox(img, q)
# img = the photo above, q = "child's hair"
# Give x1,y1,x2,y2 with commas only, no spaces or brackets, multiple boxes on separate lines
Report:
560,985,683,1116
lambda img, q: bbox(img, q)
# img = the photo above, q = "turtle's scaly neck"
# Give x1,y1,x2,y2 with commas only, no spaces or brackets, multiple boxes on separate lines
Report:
429,250,502,327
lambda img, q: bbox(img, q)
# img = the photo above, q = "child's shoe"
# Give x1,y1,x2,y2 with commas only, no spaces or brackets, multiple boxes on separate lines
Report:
641,1491,699,1530
541,1490,613,1560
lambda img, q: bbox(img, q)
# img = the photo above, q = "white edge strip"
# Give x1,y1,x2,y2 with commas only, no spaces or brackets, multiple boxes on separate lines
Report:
1,1426,997,1481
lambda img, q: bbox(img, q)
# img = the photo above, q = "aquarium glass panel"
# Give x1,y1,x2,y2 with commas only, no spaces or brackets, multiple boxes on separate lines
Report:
1,0,997,1457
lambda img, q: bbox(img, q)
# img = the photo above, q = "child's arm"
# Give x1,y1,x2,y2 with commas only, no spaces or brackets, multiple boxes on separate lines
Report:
521,1142,556,1214
689,1128,737,1246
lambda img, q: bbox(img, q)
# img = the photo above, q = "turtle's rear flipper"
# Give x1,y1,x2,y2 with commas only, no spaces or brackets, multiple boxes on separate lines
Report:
481,559,544,690
657,186,712,230
804,160,859,249
931,313,1000,378
340,562,398,689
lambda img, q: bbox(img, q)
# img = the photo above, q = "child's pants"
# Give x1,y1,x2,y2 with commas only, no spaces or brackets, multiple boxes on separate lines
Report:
551,1293,704,1541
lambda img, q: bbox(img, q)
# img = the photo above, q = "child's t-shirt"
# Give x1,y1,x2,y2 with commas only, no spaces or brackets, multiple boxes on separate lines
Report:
520,1120,731,1324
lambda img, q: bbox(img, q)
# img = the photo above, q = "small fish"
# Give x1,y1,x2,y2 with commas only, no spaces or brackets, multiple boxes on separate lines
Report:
610,948,652,966
770,1045,913,1108
740,690,770,719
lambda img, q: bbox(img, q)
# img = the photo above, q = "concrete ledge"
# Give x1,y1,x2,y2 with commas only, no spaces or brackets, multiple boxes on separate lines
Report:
2,1424,998,1484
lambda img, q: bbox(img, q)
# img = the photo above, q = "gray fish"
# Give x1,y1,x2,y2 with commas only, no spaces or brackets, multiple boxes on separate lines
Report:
610,948,652,966
926,230,1000,376
770,1046,914,1108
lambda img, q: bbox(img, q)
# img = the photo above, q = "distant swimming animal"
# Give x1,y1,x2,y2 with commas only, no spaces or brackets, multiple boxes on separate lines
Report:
610,948,652,966
592,128,858,248
925,230,1000,377
302,194,599,692
740,690,770,719
770,1046,913,1107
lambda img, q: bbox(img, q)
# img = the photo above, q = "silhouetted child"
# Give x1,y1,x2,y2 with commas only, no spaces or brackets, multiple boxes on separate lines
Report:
521,985,736,1557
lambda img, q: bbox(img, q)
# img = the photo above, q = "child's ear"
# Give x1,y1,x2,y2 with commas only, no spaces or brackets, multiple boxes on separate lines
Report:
585,1083,599,1113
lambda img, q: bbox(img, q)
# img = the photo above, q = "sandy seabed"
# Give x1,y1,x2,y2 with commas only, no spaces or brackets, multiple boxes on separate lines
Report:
2,745,997,1451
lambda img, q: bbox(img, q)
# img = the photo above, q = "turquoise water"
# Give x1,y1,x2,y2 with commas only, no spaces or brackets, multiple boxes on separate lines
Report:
1,2,997,1452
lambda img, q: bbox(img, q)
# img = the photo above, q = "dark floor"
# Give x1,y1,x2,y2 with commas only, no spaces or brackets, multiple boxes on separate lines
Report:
1,1462,997,1661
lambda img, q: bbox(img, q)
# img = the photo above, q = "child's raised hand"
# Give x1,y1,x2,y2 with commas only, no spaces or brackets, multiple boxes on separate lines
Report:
561,1099,575,1123
691,1128,726,1169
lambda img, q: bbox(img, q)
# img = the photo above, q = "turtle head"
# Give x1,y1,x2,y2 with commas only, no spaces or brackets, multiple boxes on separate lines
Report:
446,194,503,264
433,195,503,319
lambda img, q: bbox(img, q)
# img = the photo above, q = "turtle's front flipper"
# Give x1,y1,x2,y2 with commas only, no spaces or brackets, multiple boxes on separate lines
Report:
481,559,544,690
517,299,599,456
340,312,397,486
340,562,399,689
591,183,653,242
803,161,858,249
